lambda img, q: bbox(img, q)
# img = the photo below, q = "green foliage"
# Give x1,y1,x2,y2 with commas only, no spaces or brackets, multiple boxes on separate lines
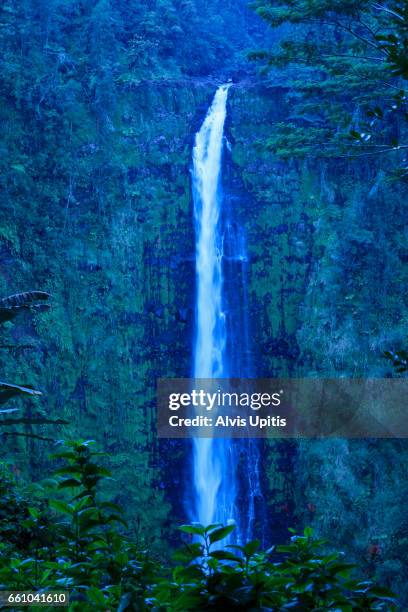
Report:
374,1,408,79
0,443,397,610
152,523,396,610
0,291,50,324
0,440,158,610
0,292,69,442
229,86,408,603
0,0,406,606
0,0,267,539
0,382,42,405
384,340,408,373
0,463,52,555
250,0,408,176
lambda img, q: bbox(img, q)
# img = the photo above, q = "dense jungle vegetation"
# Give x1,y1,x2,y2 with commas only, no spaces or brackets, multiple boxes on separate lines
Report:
251,0,408,173
0,439,397,610
0,0,407,609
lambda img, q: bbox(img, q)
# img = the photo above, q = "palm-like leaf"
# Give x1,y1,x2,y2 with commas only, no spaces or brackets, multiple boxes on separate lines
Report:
0,382,42,405
0,291,51,324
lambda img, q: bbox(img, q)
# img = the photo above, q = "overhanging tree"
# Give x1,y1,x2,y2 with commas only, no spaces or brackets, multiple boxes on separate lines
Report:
250,0,408,177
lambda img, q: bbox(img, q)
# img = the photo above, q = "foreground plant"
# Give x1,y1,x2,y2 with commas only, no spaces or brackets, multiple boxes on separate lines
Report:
0,442,397,610
150,524,396,611
0,441,158,610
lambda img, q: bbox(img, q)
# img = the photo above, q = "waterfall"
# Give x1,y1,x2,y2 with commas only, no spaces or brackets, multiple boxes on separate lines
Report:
191,84,264,541
192,84,234,529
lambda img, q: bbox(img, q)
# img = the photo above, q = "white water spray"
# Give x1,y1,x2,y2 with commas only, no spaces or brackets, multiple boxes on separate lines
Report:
192,84,234,528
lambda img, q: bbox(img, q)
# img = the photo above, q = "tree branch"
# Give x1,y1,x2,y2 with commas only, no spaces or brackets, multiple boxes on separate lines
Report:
371,3,404,21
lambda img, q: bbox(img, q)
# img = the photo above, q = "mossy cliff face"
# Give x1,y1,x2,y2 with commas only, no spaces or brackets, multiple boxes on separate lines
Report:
2,73,408,581
228,83,408,596
0,0,271,549
0,79,220,544
229,84,407,376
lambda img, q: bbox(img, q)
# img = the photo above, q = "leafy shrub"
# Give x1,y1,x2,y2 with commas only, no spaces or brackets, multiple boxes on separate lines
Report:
0,442,397,611
151,524,396,611
0,441,157,610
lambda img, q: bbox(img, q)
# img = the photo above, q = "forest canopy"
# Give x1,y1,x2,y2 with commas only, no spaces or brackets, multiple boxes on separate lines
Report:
250,0,408,177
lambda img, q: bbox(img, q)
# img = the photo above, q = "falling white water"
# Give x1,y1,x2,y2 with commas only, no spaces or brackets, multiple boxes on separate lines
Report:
192,84,233,528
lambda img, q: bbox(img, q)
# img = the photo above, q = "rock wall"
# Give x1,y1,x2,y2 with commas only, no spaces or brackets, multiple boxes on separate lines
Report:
229,82,408,596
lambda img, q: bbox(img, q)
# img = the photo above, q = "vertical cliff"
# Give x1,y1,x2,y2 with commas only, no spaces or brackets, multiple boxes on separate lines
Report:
228,82,408,594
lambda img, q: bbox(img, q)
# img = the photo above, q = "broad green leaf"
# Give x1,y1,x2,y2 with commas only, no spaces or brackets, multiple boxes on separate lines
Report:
243,539,260,558
178,523,206,536
57,478,82,488
208,524,235,544
209,550,242,563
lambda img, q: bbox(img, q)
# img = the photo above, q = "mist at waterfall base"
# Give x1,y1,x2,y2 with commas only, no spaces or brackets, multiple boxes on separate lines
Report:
189,85,265,544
